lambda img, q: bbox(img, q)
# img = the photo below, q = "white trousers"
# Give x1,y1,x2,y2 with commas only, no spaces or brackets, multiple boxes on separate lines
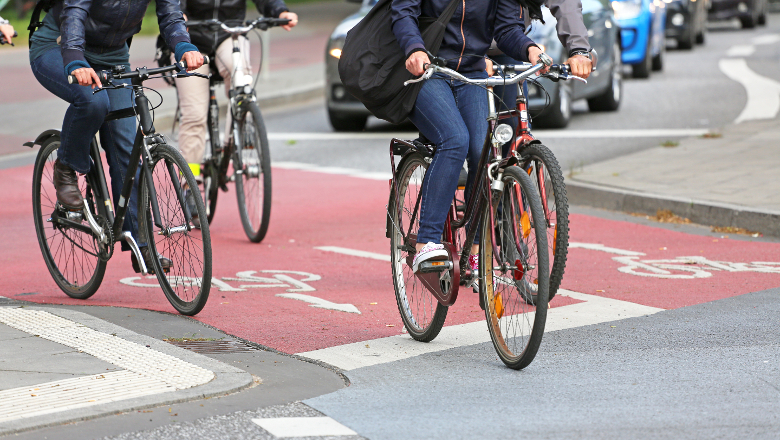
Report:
176,36,251,165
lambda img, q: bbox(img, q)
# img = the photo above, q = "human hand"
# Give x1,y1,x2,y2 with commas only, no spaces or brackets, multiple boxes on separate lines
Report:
181,51,204,71
279,11,298,31
486,57,495,76
567,54,592,79
406,51,430,76
72,67,103,89
528,45,551,74
0,24,14,45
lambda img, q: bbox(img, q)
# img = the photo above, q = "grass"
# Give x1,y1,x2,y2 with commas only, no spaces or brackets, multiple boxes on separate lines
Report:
660,140,679,148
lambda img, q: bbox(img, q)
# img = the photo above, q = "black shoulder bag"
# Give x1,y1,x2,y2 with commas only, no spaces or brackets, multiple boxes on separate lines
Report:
338,0,460,125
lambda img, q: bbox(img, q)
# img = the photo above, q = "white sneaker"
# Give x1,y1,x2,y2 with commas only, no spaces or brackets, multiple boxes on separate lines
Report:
412,242,449,273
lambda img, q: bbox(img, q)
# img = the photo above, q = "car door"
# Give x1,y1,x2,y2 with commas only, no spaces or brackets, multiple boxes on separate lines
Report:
574,0,611,98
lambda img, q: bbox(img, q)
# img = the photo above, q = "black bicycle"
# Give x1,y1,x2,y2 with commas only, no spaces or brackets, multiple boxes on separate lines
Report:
27,60,213,315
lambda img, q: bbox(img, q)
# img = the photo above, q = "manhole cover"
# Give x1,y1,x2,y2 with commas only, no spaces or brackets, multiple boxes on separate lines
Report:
164,339,259,354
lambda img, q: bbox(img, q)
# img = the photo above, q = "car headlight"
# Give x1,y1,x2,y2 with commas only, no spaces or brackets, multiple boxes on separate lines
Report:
611,0,643,19
328,39,345,59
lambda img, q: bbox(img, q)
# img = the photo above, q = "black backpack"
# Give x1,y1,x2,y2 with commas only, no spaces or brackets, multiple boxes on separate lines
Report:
27,0,133,48
337,0,460,125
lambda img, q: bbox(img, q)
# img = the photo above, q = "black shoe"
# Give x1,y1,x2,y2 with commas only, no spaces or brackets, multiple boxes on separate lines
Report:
131,246,172,275
52,159,83,210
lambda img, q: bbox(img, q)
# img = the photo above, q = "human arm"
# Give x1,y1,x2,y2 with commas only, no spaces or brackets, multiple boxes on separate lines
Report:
391,0,429,75
0,17,14,45
494,0,544,65
251,0,297,30
156,0,203,70
545,0,592,78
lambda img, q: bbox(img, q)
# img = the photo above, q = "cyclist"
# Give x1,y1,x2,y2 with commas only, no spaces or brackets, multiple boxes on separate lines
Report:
29,0,204,274
176,0,298,225
0,16,14,45
391,0,550,274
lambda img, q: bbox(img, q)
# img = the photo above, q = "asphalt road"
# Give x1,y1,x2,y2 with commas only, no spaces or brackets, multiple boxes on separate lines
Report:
2,12,780,440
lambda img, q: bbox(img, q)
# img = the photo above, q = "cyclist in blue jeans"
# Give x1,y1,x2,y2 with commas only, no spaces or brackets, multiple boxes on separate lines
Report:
391,0,550,275
29,0,204,273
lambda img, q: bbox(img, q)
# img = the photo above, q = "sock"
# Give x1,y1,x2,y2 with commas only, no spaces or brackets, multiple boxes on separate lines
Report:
188,163,201,177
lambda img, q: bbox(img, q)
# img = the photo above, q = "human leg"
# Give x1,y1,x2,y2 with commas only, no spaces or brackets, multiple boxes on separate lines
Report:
175,63,210,174
214,37,251,137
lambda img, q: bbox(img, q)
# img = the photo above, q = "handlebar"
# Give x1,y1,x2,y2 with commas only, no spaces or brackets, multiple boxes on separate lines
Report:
0,31,17,46
67,55,211,86
404,62,586,87
186,17,291,34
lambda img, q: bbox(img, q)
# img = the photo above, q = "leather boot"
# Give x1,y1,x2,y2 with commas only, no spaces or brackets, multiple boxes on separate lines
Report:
53,159,83,210
131,246,173,275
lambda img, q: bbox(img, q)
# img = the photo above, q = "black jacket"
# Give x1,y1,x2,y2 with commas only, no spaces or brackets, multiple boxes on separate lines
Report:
391,0,536,72
180,0,289,55
53,0,190,67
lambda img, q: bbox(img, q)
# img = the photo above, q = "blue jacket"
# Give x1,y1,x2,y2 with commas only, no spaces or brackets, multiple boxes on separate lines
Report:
391,0,537,72
51,0,191,68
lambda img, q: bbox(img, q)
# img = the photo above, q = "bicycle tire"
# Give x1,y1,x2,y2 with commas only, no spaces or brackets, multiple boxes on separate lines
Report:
480,165,549,370
202,108,221,225
390,153,448,342
32,136,106,299
234,102,272,243
139,143,212,316
520,144,569,300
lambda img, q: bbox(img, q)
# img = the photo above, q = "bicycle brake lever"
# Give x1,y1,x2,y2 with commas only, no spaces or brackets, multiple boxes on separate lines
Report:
567,76,587,84
404,68,434,86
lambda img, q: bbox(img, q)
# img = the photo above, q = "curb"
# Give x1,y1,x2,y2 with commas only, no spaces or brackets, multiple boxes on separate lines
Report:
566,180,780,237
0,305,253,436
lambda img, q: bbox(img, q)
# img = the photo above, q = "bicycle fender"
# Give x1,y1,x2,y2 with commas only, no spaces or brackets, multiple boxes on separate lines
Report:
25,129,61,148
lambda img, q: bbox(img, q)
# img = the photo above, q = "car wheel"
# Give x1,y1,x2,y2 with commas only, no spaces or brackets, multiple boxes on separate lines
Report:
587,43,622,112
328,109,368,131
678,28,695,50
652,39,664,71
740,13,756,28
632,35,652,79
532,82,571,129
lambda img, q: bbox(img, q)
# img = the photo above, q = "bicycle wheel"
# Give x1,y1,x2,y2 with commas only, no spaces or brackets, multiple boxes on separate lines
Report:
233,102,272,243
480,165,549,369
139,143,212,316
202,99,221,224
521,144,569,300
390,153,448,342
32,136,106,299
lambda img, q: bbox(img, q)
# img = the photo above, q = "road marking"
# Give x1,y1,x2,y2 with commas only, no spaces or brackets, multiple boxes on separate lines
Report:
276,293,361,314
273,161,392,181
752,34,780,45
269,129,710,142
296,290,662,371
315,246,391,262
569,242,645,256
726,45,755,57
252,416,357,437
0,308,214,423
719,58,780,123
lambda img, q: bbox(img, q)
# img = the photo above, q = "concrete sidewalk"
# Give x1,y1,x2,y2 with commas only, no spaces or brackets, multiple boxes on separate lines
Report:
567,117,780,237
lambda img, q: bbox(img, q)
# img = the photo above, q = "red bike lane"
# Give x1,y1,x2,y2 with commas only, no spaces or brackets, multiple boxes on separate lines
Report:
2,162,779,354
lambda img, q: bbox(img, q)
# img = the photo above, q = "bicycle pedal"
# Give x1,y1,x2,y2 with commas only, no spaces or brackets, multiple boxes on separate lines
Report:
417,260,453,273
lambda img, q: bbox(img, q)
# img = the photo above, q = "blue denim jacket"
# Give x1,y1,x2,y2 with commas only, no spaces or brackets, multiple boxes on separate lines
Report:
51,0,191,67
391,0,537,72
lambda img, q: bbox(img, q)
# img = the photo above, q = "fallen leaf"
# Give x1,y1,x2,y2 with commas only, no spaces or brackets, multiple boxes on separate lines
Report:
610,326,616,328
659,247,667,250
596,289,605,292
370,302,377,305
365,344,370,348
386,324,395,327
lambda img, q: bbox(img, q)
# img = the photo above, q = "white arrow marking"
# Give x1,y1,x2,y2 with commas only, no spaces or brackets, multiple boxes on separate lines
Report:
726,45,755,57
752,33,780,45
210,278,246,292
276,293,361,314
569,242,646,256
719,58,780,123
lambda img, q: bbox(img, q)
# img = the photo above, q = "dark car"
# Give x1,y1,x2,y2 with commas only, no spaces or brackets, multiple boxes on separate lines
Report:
527,0,623,128
708,0,768,28
325,0,621,131
665,0,707,49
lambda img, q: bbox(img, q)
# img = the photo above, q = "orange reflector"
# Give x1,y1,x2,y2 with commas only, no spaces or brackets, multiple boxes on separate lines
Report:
553,226,557,253
495,293,504,319
521,212,531,239
431,261,445,266
534,279,538,285
457,186,465,190
527,167,533,175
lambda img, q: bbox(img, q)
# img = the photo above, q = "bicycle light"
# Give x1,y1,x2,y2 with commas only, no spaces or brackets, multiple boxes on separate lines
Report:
493,124,514,144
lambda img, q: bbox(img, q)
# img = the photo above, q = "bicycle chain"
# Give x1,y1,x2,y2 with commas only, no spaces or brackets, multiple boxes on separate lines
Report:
96,215,114,262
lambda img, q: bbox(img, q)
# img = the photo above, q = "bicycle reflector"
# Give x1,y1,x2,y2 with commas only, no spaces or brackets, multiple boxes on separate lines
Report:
493,124,514,144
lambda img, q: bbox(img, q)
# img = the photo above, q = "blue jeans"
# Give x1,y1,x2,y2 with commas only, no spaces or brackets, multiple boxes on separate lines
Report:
31,47,144,250
409,70,489,245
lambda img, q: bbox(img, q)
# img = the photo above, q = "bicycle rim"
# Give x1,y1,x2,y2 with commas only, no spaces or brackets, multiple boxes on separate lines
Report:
140,143,212,316
32,138,106,299
522,144,569,299
481,166,548,369
234,102,272,243
390,154,448,342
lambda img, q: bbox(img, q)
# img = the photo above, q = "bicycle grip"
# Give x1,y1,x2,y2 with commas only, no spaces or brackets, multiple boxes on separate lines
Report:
181,54,210,70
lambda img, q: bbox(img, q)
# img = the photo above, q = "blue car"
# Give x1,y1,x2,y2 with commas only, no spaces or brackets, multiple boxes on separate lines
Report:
611,0,667,78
